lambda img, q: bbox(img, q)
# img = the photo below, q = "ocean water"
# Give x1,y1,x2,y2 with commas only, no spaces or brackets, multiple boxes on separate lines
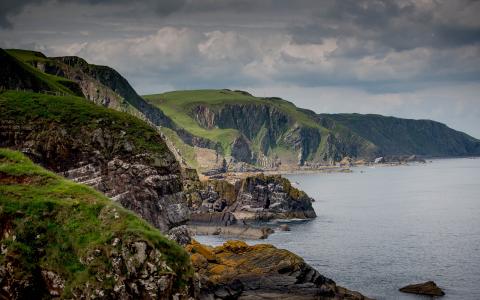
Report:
196,158,480,299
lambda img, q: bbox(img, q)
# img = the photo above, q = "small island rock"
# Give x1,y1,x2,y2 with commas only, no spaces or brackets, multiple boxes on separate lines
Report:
399,281,445,296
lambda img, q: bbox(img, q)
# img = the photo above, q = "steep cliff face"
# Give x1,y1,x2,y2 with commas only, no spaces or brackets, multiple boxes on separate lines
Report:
319,113,480,157
0,149,194,299
53,56,174,128
186,174,316,224
0,49,83,96
144,90,384,171
0,91,189,233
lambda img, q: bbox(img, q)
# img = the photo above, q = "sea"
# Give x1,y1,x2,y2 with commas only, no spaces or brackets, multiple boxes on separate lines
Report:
196,158,480,299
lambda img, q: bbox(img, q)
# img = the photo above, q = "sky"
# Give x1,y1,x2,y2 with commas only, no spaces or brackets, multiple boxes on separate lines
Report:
1,0,479,138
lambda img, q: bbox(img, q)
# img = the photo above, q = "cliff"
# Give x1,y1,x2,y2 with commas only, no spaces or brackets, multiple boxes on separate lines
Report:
144,89,480,172
0,148,193,299
0,90,189,235
144,90,376,172
186,173,316,227
318,113,480,157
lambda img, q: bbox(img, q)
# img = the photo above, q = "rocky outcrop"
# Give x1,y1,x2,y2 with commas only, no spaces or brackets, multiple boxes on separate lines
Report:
231,174,316,220
186,240,371,300
0,91,189,233
230,135,253,163
0,149,194,299
184,174,315,237
399,281,445,296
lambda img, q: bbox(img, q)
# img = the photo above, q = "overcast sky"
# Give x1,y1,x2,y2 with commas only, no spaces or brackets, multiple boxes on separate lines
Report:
1,0,479,137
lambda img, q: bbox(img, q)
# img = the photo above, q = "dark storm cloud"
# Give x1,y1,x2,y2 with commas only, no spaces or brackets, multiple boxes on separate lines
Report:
1,0,480,137
0,0,186,27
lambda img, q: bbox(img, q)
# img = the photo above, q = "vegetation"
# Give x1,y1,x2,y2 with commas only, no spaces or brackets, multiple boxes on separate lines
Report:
0,148,193,296
0,90,170,155
4,49,81,96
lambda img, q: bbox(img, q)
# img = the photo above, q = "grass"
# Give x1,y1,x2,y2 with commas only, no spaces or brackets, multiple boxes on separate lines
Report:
144,89,321,156
6,49,81,96
0,148,193,296
0,90,170,155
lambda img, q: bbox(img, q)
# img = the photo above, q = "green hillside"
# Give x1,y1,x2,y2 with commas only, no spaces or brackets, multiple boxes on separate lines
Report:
0,49,82,96
319,113,480,157
0,148,192,298
144,89,376,170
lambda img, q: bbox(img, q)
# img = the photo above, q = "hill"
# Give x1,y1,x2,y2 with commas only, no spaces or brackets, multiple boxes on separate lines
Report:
144,89,377,171
318,113,480,157
0,90,189,233
145,89,480,172
0,148,193,298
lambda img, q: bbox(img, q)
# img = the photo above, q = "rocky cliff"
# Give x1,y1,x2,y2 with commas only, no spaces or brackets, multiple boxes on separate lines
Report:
0,90,189,235
145,89,480,172
0,149,193,299
319,113,480,157
186,173,316,227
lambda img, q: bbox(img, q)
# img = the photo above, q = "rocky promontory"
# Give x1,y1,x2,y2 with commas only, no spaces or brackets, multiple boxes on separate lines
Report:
184,173,316,238
186,240,371,300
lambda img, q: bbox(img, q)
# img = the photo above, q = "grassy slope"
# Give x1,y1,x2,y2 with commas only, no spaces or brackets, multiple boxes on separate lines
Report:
144,89,324,158
0,148,192,296
5,49,80,96
0,90,169,156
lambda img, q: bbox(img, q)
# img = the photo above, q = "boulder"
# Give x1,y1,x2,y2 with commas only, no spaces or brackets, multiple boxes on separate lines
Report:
399,281,445,296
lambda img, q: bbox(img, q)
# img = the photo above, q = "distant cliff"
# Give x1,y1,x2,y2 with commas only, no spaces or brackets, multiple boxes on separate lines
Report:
3,48,479,173
145,90,480,172
318,113,480,157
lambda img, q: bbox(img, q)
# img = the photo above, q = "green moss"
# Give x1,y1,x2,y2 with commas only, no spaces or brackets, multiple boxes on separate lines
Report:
0,148,193,295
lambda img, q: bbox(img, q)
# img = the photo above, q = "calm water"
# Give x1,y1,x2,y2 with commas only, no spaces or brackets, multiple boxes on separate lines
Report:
196,158,480,299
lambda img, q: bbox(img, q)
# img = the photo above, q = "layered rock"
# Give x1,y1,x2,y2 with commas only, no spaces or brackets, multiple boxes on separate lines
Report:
231,174,316,220
186,240,371,300
0,91,188,233
183,173,315,240
0,149,194,299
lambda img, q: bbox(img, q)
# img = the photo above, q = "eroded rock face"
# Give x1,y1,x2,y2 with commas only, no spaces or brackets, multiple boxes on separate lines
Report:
230,135,253,164
232,174,316,220
0,104,189,233
186,174,316,224
186,240,371,300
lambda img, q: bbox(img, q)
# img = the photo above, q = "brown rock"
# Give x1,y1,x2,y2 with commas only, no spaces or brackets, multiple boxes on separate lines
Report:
399,281,445,296
187,240,372,300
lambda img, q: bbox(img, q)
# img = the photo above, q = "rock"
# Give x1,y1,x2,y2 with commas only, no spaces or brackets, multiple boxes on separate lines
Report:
230,135,253,164
187,240,372,300
279,224,290,231
1,94,189,234
399,281,445,296
339,156,353,167
231,174,316,220
374,157,385,164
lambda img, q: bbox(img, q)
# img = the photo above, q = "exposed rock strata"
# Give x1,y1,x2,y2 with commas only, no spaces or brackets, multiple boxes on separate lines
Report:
186,240,371,300
187,174,315,221
0,92,189,233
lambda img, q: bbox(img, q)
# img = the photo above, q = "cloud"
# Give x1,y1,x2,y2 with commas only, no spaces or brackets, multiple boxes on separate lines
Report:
0,0,479,136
